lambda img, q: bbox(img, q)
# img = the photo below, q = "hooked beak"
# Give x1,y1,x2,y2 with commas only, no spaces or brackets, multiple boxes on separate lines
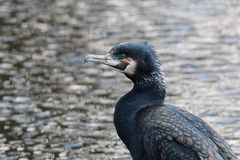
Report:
84,54,129,71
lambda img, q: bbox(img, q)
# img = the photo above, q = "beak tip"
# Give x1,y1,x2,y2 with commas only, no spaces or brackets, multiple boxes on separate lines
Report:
83,55,91,63
83,58,88,63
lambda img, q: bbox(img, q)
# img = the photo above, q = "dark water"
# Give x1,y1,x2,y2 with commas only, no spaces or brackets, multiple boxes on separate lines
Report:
0,0,239,159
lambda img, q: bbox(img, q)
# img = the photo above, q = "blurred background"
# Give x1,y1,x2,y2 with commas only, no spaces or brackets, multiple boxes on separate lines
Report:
0,0,240,159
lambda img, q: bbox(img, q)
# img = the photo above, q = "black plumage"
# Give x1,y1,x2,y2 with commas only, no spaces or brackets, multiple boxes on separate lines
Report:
84,42,237,160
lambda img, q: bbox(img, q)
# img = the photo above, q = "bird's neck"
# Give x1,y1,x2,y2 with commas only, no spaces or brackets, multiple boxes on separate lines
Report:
133,70,166,101
114,70,166,145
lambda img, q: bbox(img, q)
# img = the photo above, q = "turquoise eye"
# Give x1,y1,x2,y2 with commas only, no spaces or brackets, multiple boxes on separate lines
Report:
119,54,126,59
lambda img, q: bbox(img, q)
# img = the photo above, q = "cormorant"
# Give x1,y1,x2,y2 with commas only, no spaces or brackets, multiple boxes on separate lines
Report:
84,42,237,160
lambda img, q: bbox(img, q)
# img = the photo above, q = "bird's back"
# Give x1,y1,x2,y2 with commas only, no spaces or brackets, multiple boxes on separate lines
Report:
136,105,237,160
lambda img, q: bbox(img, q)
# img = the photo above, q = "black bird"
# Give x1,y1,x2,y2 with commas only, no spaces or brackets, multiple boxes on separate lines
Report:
84,42,237,160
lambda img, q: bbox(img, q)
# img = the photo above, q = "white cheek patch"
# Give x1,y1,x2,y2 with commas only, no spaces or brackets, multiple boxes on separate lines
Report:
123,58,137,75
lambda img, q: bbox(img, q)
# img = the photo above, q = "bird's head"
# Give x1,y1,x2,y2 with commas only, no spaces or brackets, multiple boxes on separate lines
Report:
84,42,162,82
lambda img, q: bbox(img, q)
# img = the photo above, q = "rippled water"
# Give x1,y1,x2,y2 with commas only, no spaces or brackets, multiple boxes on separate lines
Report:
0,0,239,159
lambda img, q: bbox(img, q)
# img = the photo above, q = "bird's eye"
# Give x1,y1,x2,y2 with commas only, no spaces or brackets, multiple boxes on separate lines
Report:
118,53,126,59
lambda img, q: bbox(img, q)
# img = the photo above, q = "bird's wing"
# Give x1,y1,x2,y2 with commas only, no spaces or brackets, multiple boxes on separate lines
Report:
168,105,237,160
136,106,231,160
